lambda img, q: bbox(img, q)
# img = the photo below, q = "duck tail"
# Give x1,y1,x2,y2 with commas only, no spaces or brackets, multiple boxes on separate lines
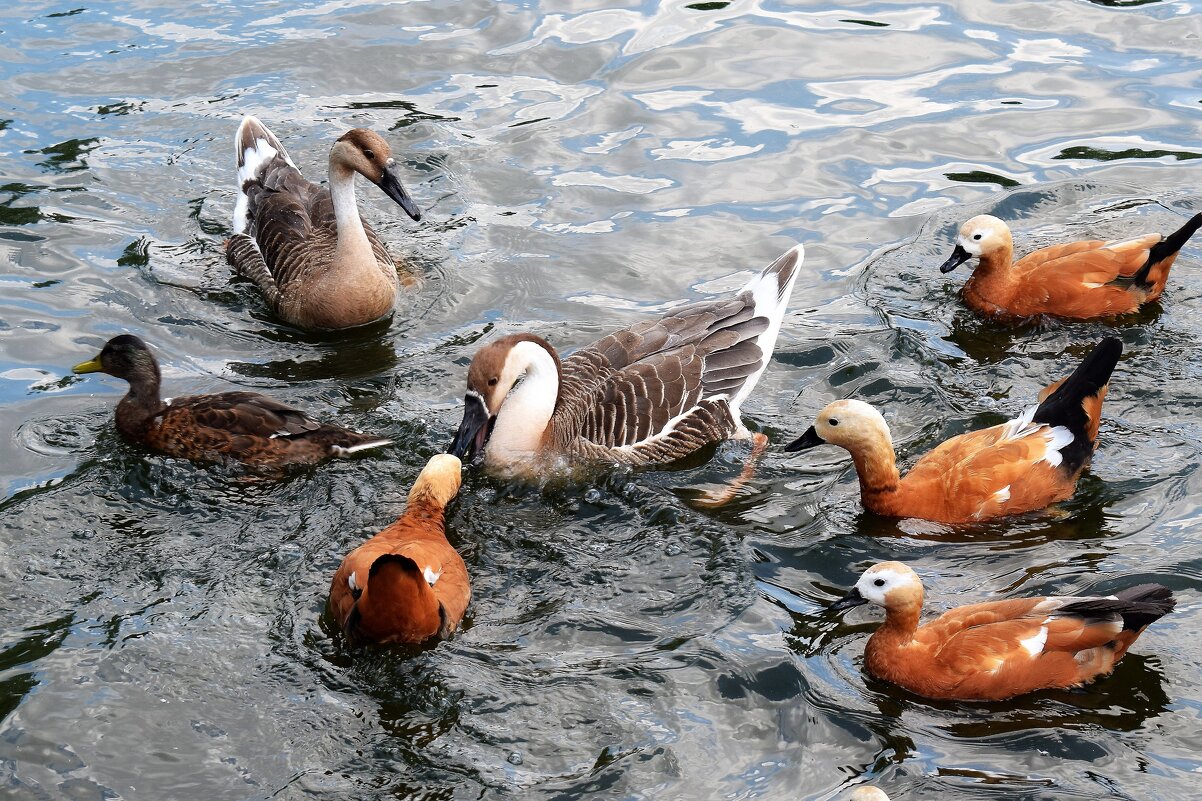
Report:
1032,337,1122,474
342,553,445,645
329,434,393,457
1131,212,1202,297
1060,584,1175,660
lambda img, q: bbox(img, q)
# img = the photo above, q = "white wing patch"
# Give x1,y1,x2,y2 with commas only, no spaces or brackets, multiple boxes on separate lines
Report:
1019,624,1049,656
993,485,1011,504
348,571,359,592
997,406,1074,467
423,566,441,587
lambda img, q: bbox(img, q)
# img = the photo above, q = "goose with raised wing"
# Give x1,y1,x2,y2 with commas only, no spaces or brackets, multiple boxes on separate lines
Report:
449,245,803,477
225,115,423,331
939,212,1202,320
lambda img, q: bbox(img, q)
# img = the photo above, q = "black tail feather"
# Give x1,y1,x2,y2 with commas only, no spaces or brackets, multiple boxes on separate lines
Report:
1032,337,1122,474
1112,584,1177,630
1132,212,1202,288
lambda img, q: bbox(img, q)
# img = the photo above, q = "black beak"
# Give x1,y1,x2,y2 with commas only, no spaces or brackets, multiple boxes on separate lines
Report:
783,425,825,452
377,165,422,222
830,586,868,612
448,394,492,461
939,243,972,274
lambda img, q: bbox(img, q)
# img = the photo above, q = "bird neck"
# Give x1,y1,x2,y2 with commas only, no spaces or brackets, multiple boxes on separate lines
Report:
486,342,561,467
328,160,376,271
965,244,1016,303
879,600,922,640
115,364,165,438
847,437,902,513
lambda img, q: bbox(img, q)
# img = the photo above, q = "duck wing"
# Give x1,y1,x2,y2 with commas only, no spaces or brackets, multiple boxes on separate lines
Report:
168,391,324,439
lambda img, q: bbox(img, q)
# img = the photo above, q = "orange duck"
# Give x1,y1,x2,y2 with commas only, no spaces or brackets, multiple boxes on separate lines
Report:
830,561,1175,701
329,455,469,645
785,338,1121,524
939,212,1202,319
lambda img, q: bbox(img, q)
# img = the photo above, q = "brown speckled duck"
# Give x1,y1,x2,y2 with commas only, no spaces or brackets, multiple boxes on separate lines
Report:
72,335,391,467
449,244,803,478
329,454,469,645
225,115,422,331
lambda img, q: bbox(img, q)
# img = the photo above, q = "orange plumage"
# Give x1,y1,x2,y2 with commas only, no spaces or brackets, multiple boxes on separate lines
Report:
785,338,1121,523
831,561,1175,701
329,455,469,645
939,213,1202,319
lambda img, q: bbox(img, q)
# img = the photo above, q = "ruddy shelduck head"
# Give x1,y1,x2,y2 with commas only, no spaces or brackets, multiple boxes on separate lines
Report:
831,561,923,613
408,454,463,508
940,214,1014,273
784,398,892,454
849,788,890,801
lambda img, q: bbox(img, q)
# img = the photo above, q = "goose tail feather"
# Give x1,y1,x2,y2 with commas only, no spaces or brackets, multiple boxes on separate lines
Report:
728,244,803,413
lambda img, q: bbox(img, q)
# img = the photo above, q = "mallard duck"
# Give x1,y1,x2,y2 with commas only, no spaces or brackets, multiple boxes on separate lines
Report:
225,115,422,331
72,335,391,467
786,338,1121,523
830,561,1174,701
448,244,803,477
939,213,1202,319
329,454,469,645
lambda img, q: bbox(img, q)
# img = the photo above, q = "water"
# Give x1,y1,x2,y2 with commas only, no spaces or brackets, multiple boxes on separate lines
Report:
2,1,1201,799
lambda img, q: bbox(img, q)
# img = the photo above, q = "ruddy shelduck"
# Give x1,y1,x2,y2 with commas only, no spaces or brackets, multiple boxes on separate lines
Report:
939,212,1202,319
329,455,469,645
831,561,1175,701
449,245,803,478
785,337,1121,523
226,116,422,331
72,335,391,467
849,788,890,801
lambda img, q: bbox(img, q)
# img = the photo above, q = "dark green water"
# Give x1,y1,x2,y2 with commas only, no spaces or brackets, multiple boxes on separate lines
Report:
2,1,1201,799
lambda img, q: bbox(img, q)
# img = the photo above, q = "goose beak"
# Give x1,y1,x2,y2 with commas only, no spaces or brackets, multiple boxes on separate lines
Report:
72,355,104,374
449,393,492,461
830,586,868,612
783,425,824,452
939,244,972,274
377,165,422,222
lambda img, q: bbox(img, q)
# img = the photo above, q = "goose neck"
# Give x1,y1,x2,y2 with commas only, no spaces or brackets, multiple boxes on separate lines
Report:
486,341,561,465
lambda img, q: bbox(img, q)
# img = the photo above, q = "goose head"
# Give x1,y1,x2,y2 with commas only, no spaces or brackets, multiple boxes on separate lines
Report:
784,398,892,455
331,129,422,222
831,561,923,613
939,214,1013,273
448,334,561,461
73,334,160,387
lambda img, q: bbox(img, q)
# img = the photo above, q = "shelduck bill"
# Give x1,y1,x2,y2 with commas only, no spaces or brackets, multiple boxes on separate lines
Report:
785,337,1122,523
225,115,422,331
72,335,391,467
939,212,1202,319
329,455,468,645
831,561,1175,701
448,244,803,477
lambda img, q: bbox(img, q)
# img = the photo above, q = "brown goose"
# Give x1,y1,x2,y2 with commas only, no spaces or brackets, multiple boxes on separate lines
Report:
72,335,391,467
225,115,422,331
449,245,803,477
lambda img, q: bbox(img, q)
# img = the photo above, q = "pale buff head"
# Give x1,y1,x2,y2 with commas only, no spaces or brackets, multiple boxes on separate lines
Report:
849,788,891,801
940,214,1014,273
856,561,924,609
790,398,893,455
407,454,463,508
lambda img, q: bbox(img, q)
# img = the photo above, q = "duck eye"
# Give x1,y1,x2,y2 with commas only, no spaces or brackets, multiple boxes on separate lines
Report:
488,377,498,387
363,149,375,160
873,578,885,587
972,233,982,241
828,418,839,426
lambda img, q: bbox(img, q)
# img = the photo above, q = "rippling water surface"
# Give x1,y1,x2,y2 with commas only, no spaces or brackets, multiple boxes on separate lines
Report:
3,1,1202,799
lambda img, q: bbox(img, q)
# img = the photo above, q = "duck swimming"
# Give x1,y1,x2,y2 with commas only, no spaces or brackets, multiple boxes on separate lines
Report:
448,245,803,478
225,115,423,331
786,338,1121,523
831,561,1174,701
939,212,1202,320
73,335,391,467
